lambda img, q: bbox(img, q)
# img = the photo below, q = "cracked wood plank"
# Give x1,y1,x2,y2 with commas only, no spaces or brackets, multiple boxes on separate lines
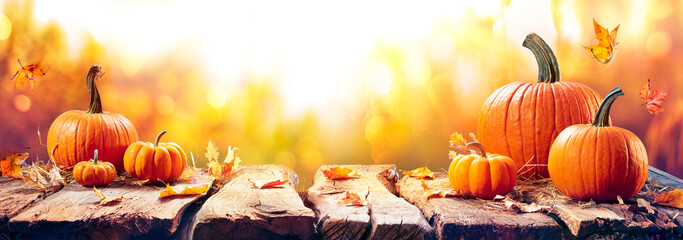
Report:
8,179,211,239
306,164,434,240
396,172,560,240
187,164,315,240
0,177,56,233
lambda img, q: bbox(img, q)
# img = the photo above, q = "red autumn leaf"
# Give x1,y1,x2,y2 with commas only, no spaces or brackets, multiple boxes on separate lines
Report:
11,60,46,89
248,178,288,189
403,167,435,179
640,79,667,115
337,191,367,206
0,152,28,179
322,166,360,180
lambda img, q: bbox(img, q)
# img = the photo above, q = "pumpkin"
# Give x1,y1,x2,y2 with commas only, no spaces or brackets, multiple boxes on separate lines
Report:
124,130,186,182
47,65,139,172
548,87,648,202
645,99,683,178
73,150,117,186
477,33,602,179
448,142,517,199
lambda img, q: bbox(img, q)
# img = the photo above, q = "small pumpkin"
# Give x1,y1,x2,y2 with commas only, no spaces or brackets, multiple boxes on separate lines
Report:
124,130,186,182
73,150,117,186
47,65,139,172
548,87,649,202
448,142,518,199
477,33,602,179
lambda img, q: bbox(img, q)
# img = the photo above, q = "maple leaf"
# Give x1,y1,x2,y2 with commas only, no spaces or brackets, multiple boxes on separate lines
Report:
322,166,361,180
449,132,472,156
403,167,435,179
421,178,462,199
640,79,667,115
205,140,219,162
93,186,123,206
584,18,620,64
206,140,241,180
1,152,28,179
248,178,288,189
159,183,210,198
337,191,367,206
11,60,46,89
222,146,241,177
654,189,683,208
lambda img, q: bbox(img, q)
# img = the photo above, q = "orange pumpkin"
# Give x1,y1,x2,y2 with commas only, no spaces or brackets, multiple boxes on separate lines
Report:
47,65,139,172
478,33,602,179
645,99,683,178
448,142,517,199
123,130,186,182
73,150,117,186
548,87,648,202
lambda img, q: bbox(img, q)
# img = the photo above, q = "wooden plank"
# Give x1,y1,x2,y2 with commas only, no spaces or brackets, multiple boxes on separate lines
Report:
187,164,315,240
306,164,434,240
396,172,560,240
8,179,210,239
649,166,683,189
0,177,52,233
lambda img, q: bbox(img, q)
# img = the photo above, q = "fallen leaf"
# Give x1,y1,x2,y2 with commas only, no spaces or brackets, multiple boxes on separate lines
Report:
222,146,241,178
584,18,620,64
1,152,28,179
421,179,462,199
637,198,655,214
337,191,367,206
159,183,210,199
640,79,667,115
248,178,288,189
449,132,471,156
205,140,241,180
403,167,435,179
617,195,624,205
93,186,123,206
205,140,220,162
11,60,46,89
654,189,683,208
322,166,360,180
504,198,550,213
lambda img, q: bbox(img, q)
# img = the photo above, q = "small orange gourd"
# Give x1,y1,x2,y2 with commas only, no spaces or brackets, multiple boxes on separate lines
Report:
448,143,518,199
548,87,649,202
73,150,116,186
123,130,186,183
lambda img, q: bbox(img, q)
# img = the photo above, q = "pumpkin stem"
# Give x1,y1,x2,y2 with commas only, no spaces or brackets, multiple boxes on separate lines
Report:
466,142,487,158
592,86,624,127
522,33,560,84
85,65,104,114
93,149,99,165
154,130,168,147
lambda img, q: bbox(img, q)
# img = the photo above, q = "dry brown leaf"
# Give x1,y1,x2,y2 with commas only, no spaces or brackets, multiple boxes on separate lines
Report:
93,186,123,206
637,198,655,214
322,167,360,180
421,179,462,199
248,178,288,189
654,189,683,209
159,183,210,199
503,198,550,213
403,167,435,179
337,191,367,206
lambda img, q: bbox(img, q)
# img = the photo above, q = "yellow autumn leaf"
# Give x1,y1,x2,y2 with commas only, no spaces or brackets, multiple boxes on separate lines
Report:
654,189,683,209
93,186,123,206
322,166,361,180
159,183,210,198
403,167,435,179
584,18,620,64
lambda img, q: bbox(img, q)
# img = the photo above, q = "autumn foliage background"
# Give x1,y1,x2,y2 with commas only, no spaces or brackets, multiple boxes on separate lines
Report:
0,0,681,188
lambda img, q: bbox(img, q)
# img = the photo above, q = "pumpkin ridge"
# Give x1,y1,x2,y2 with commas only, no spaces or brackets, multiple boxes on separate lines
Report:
520,84,538,173
592,127,601,201
72,113,86,167
574,127,589,198
508,83,531,171
617,129,631,197
503,82,527,163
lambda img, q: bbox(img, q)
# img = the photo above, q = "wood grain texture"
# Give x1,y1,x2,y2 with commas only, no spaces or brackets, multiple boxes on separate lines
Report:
306,164,434,240
188,164,315,240
397,172,560,240
0,177,52,233
8,179,210,239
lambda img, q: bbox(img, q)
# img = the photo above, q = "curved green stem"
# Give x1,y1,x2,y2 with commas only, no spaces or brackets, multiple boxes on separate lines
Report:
154,130,168,147
466,142,487,158
93,149,99,165
592,87,623,127
86,65,104,114
523,33,561,83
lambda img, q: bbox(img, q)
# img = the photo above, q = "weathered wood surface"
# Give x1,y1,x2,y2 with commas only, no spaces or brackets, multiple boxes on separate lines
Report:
187,164,315,240
8,179,211,239
306,164,434,240
397,172,561,240
0,177,52,233
649,166,683,189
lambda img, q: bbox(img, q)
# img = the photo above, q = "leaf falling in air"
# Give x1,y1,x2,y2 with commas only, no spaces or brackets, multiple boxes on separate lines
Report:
403,167,435,179
0,152,28,179
248,178,288,189
322,166,361,180
654,189,683,209
584,18,620,64
159,183,210,198
640,79,667,115
93,186,123,206
10,60,46,89
337,191,367,206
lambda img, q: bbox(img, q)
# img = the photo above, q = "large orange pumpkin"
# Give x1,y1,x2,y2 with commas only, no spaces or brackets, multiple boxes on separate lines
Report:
548,87,648,202
645,99,683,178
124,130,186,183
47,65,139,172
448,142,517,200
478,33,602,179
